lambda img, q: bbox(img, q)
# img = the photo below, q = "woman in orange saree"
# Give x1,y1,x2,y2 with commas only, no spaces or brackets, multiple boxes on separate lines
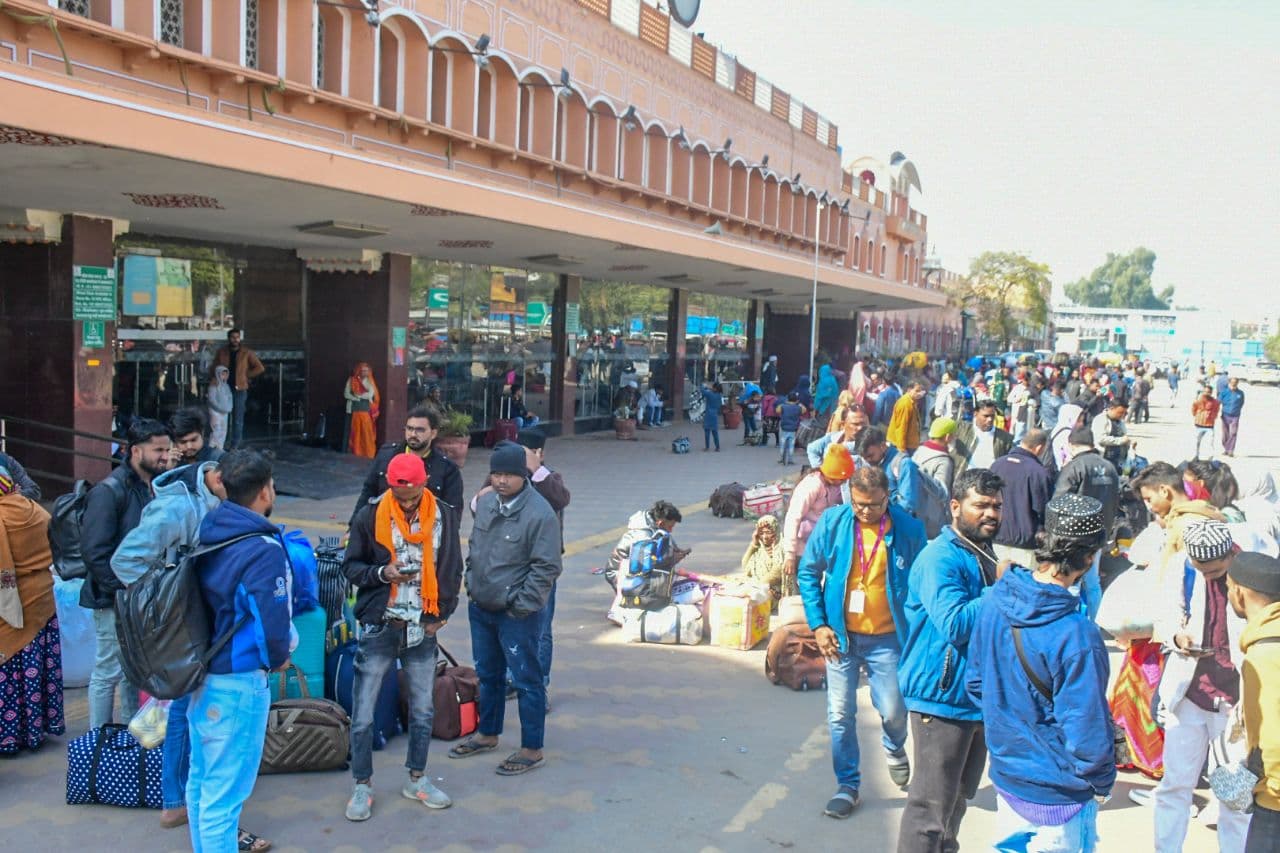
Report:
344,362,380,458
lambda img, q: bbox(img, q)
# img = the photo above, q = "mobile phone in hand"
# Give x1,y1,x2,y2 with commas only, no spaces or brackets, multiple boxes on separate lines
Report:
397,565,421,575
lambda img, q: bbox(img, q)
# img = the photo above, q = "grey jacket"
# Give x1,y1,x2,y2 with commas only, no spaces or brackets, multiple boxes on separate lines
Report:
466,482,562,618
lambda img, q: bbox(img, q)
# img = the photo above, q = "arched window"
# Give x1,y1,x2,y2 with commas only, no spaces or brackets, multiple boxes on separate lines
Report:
880,244,887,278
853,235,861,269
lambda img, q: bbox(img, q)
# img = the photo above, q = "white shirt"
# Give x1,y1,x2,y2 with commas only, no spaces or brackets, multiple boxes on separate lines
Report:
969,427,997,469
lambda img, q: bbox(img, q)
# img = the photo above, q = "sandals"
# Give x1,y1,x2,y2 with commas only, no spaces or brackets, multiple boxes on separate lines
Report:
496,752,544,776
238,829,272,852
448,737,498,759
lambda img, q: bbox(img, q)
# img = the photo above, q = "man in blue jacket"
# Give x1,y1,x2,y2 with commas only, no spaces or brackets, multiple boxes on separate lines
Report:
873,372,904,426
965,493,1115,851
896,467,1007,853
799,466,926,819
187,450,292,853
855,427,923,522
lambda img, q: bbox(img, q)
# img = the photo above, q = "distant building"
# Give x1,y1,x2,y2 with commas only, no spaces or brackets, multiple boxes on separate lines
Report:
1051,305,1233,362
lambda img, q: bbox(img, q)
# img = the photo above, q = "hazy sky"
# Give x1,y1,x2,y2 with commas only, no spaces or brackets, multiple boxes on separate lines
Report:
694,0,1279,309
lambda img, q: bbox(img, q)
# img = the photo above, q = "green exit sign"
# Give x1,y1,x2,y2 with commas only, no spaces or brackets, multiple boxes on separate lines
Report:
527,301,548,325
427,288,449,310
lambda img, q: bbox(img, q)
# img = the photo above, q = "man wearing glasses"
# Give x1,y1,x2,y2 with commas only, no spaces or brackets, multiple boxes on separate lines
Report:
352,404,464,526
797,466,927,820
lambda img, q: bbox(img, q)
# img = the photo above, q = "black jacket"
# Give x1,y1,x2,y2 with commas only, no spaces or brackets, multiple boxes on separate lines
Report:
79,464,153,609
1054,449,1120,536
990,446,1054,549
351,443,463,525
343,497,463,626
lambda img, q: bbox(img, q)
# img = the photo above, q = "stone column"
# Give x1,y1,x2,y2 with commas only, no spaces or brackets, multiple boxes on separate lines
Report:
666,288,689,421
745,298,765,380
551,274,581,435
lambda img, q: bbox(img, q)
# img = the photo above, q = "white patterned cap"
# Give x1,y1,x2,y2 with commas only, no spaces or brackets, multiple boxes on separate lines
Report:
1184,520,1235,562
1044,493,1105,539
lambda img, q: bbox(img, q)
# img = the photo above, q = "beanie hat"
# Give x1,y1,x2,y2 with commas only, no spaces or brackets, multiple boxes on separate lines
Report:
490,442,529,477
819,444,854,482
1228,551,1280,597
1044,493,1105,539
516,429,546,450
386,453,427,488
929,417,957,439
1183,520,1235,562
1068,426,1095,447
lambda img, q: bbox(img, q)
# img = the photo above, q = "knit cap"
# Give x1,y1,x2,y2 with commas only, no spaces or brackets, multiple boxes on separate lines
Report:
1183,519,1235,562
929,417,957,439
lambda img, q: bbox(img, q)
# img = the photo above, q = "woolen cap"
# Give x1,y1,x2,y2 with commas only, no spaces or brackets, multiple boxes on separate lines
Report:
929,417,957,439
1228,551,1280,596
1184,520,1236,562
1044,493,1105,539
516,429,546,450
819,443,854,482
386,453,427,488
490,442,528,476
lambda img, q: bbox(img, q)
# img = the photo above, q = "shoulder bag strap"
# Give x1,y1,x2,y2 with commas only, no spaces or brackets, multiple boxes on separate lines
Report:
437,642,460,670
194,531,274,666
1011,626,1053,702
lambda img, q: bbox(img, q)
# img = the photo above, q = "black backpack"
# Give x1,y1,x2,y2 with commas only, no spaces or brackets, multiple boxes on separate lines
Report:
709,482,746,518
48,477,125,581
114,533,260,700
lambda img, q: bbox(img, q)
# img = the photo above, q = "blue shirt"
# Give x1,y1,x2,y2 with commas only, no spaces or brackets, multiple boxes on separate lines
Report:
1219,387,1245,417
701,389,724,419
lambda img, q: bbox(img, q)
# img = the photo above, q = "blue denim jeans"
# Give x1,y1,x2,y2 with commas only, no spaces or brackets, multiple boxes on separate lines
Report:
825,631,908,791
469,601,546,750
230,389,248,448
161,694,191,809
539,583,556,687
187,671,270,853
779,430,796,464
89,609,140,730
647,404,663,426
350,622,437,782
995,796,1097,852
704,424,720,450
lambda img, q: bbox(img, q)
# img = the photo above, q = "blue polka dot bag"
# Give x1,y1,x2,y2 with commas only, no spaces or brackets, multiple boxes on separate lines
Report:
66,724,163,809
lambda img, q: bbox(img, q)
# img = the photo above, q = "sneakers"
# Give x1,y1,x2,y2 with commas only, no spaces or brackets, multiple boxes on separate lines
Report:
886,749,911,787
403,775,452,809
345,783,374,821
824,786,860,819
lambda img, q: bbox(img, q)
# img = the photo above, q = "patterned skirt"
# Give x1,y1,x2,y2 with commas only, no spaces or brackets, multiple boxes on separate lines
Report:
0,616,66,754
1109,638,1165,779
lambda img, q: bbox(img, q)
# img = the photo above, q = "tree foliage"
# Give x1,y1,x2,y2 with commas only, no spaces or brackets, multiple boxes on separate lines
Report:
1064,247,1173,310
946,251,1051,349
1266,333,1280,364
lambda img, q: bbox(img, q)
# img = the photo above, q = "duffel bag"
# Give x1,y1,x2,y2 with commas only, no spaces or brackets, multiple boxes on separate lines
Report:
620,604,703,645
742,483,784,520
430,644,478,741
709,482,746,518
765,624,827,691
66,724,162,809
259,664,350,774
326,639,400,750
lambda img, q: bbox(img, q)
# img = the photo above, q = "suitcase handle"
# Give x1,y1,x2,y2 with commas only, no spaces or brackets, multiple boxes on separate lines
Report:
273,662,313,701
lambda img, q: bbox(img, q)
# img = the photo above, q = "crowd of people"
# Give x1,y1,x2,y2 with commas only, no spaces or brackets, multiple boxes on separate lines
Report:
5,340,1279,852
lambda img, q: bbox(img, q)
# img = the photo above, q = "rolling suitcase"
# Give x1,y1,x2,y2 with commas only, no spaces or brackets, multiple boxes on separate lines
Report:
484,396,518,448
326,639,401,750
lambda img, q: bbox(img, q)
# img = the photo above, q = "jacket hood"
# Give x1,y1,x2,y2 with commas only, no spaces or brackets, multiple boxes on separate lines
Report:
152,461,220,509
914,444,949,463
198,499,279,545
1242,601,1280,650
993,567,1082,628
1168,499,1225,525
818,364,832,379
628,509,654,531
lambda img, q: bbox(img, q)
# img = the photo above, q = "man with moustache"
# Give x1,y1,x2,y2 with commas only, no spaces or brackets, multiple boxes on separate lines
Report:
352,403,464,524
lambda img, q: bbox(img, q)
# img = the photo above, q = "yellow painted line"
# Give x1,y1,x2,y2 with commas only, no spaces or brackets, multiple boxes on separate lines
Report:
271,515,349,533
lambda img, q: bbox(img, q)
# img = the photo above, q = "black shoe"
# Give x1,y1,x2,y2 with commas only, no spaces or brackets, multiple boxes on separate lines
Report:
887,750,911,787
824,787,859,819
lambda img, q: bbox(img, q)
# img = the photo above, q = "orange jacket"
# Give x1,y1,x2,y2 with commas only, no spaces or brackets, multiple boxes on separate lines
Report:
214,345,265,391
1192,397,1220,428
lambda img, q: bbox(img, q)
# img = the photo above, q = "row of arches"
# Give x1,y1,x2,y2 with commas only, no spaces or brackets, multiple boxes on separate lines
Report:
859,319,961,356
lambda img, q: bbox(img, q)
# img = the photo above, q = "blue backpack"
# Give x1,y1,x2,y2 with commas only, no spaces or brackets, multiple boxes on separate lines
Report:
619,531,677,611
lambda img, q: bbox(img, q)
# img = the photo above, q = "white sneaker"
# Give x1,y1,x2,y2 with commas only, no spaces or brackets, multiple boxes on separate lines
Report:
403,775,452,809
345,783,374,821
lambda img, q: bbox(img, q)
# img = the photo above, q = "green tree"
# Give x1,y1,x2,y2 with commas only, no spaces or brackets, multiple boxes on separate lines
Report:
1266,332,1280,364
1064,247,1173,309
947,251,1051,350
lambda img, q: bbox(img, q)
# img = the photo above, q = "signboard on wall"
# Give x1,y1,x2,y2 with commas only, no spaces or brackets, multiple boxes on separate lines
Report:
565,303,581,335
391,326,407,366
82,320,106,349
123,255,193,316
72,265,116,320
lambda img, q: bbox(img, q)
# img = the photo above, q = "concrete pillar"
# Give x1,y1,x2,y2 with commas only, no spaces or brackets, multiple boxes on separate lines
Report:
551,274,581,435
745,298,765,380
0,215,116,489
305,253,409,451
666,288,689,421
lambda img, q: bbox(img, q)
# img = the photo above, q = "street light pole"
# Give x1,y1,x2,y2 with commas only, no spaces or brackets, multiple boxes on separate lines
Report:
808,200,824,382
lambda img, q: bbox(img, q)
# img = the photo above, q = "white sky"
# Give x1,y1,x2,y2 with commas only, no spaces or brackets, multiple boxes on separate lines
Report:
693,0,1280,310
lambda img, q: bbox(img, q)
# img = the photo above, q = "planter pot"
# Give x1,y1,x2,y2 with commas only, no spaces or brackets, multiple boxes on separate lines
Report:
723,408,743,429
434,435,471,467
614,417,637,440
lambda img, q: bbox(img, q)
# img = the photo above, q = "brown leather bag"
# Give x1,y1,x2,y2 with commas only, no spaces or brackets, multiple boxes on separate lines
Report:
764,624,827,691
431,644,479,740
259,664,351,774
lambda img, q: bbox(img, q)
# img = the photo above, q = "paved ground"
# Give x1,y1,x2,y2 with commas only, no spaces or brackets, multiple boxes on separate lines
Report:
9,381,1278,851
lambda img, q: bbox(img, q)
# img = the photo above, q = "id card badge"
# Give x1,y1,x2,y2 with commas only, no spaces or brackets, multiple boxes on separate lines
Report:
406,622,425,649
848,589,867,615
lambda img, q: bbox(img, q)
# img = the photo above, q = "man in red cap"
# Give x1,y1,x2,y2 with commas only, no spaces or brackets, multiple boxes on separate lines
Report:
341,452,463,822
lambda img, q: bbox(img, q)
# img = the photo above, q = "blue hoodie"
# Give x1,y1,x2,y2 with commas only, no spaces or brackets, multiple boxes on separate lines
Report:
197,501,292,675
897,527,993,720
798,504,926,651
965,567,1115,804
813,365,838,417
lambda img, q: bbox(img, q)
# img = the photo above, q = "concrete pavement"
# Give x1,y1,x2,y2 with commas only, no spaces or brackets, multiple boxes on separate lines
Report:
13,384,1280,851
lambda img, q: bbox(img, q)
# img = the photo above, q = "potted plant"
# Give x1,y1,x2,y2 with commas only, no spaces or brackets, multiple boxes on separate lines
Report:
434,410,473,467
613,403,637,440
722,389,743,429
